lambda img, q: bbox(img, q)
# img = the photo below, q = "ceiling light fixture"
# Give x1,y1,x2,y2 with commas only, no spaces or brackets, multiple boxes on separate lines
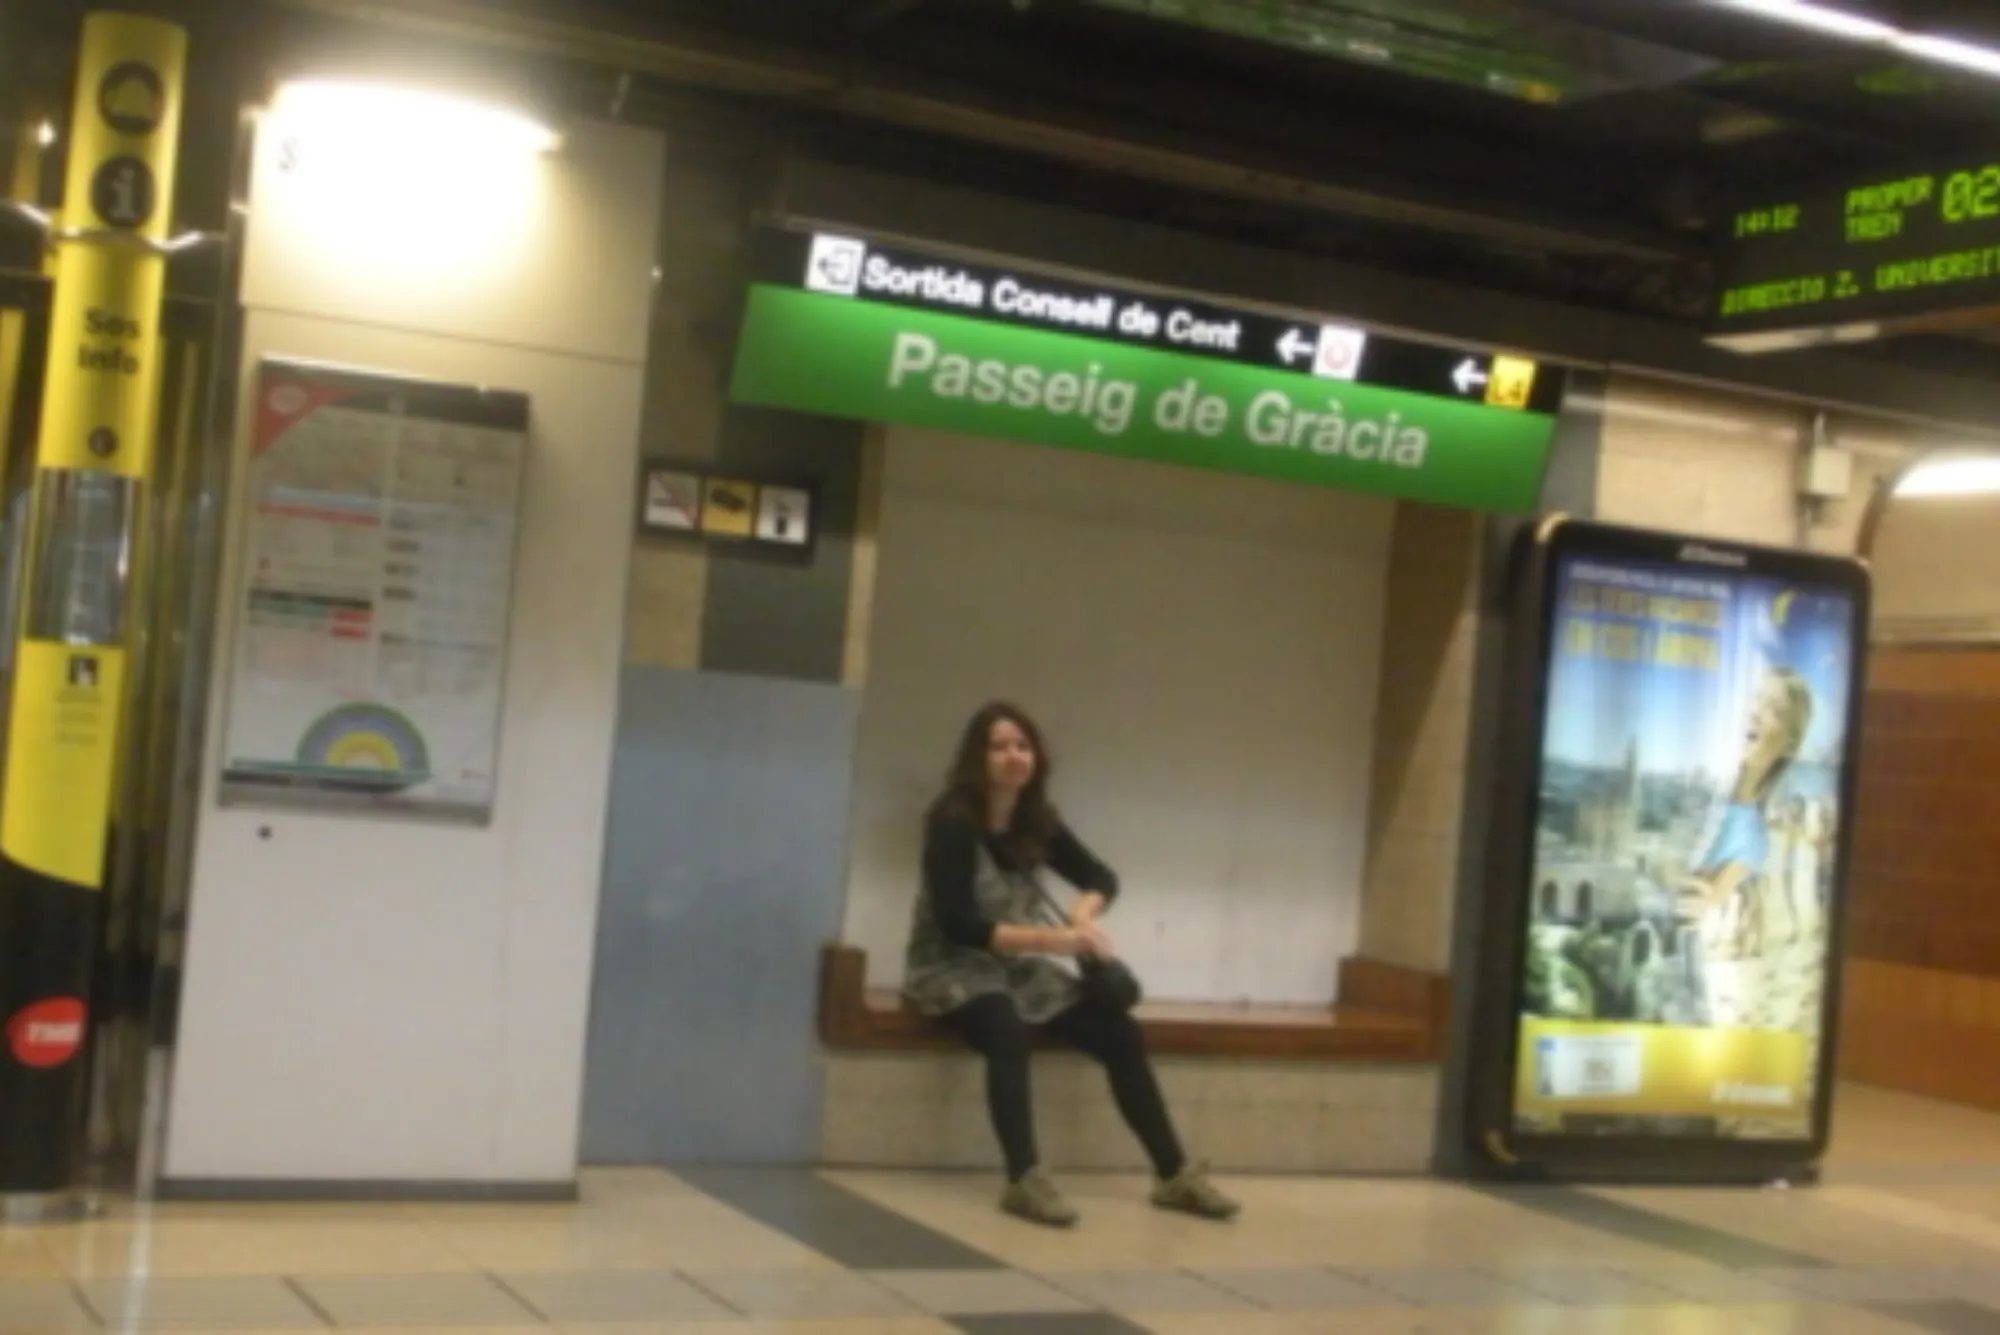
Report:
272,80,561,157
1893,33,2000,77
1894,454,2000,497
1715,0,2000,83
1715,0,1895,41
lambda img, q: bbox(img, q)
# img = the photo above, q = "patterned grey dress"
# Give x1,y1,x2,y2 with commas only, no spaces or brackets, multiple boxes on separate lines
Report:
904,840,1080,1024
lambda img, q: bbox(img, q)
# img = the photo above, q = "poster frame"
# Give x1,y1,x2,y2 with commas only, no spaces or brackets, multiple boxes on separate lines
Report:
215,356,531,826
1462,516,1872,1183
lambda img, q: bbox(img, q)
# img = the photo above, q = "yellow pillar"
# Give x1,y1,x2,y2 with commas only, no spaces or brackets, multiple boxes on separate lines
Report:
0,10,186,1204
0,118,54,475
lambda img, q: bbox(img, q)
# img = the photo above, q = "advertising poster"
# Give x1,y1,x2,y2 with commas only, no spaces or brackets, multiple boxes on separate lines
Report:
219,360,528,822
1512,546,1860,1141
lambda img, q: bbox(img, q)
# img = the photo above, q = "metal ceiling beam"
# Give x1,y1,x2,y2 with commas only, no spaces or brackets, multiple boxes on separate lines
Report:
849,0,932,26
1509,0,1933,156
262,0,1696,263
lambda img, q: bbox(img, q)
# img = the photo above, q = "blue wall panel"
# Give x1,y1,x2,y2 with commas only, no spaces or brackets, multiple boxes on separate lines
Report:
581,666,860,1164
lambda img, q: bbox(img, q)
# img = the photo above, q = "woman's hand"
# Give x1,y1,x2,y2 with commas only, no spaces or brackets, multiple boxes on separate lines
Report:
1070,892,1107,929
1003,923,1115,959
1067,923,1116,960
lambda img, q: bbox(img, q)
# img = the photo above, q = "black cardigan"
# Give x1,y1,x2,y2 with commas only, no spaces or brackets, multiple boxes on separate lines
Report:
920,812,1120,950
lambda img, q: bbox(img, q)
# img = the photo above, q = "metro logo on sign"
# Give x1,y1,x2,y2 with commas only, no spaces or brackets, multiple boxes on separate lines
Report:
7,998,86,1069
1315,325,1368,381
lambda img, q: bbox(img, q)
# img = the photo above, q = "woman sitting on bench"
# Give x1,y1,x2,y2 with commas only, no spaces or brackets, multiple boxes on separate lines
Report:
902,700,1240,1228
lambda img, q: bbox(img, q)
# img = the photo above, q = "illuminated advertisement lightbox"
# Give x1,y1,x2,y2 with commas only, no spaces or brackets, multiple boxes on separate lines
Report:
1471,520,1869,1179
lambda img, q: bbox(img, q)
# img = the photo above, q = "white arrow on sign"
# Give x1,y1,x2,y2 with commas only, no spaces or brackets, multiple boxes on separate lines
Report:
1452,357,1490,395
1277,328,1317,366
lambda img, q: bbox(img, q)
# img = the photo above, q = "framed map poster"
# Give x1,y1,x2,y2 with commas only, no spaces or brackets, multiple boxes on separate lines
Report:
218,358,530,823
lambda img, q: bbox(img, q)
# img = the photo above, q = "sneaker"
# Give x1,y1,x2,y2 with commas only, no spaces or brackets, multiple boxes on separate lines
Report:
1151,1164,1240,1221
1001,1168,1080,1228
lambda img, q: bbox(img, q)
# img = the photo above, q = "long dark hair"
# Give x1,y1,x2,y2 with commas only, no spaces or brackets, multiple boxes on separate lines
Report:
930,701,1059,865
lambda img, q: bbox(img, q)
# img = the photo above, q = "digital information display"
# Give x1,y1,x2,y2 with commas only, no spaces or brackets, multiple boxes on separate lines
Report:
1714,154,2000,343
1492,523,1869,1163
734,231,1568,512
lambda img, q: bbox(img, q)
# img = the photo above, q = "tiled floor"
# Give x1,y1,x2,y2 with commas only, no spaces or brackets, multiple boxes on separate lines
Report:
10,1084,2000,1334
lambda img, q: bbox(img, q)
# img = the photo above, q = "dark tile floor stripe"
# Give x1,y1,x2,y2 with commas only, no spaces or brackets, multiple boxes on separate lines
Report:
1476,1186,1831,1270
673,1167,1004,1272
281,1277,337,1328
957,1316,1153,1335
1869,1302,2000,1335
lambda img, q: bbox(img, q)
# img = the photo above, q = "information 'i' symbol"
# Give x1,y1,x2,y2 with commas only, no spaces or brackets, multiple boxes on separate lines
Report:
91,157,156,230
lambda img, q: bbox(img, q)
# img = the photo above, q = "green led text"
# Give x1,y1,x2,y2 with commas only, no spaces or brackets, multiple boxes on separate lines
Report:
1942,167,2000,225
1734,204,1800,239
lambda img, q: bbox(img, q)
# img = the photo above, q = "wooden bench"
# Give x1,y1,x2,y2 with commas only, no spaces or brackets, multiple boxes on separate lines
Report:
817,943,1448,1062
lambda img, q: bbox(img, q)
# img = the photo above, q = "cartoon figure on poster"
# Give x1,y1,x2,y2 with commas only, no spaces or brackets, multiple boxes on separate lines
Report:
1518,556,1853,1136
1680,641,1816,960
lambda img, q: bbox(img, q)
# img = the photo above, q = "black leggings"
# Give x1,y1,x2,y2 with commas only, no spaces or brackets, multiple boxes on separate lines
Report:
939,992,1187,1183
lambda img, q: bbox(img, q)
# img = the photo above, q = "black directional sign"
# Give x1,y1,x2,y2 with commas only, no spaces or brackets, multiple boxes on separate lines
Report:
752,230,1567,415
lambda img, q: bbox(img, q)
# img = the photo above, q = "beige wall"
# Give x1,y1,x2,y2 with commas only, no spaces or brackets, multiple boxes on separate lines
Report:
1595,373,1933,557
1809,414,1930,558
620,150,737,672
621,149,882,682
1872,493,2000,642
1356,503,1484,975
1596,377,1803,546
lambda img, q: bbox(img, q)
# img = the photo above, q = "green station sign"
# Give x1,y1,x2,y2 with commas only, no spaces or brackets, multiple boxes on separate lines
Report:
1713,153,2000,348
729,240,1563,512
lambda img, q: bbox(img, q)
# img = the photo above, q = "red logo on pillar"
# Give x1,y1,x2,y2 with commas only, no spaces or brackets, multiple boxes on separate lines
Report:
7,998,87,1069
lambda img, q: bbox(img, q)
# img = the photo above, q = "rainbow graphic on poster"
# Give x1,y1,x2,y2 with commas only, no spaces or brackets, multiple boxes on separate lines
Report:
295,703,431,787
